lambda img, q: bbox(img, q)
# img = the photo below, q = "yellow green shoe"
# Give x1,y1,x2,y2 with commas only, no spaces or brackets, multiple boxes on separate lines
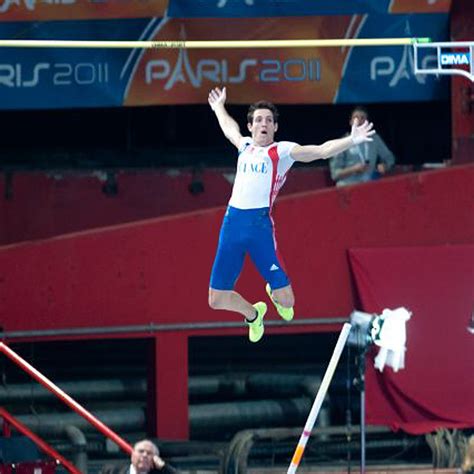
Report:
247,302,267,343
265,283,294,321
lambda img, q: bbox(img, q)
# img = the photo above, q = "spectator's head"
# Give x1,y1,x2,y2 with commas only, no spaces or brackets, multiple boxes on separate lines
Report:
131,439,159,473
350,106,369,127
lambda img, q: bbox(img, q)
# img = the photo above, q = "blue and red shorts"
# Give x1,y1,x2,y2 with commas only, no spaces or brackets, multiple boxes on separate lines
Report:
209,206,290,291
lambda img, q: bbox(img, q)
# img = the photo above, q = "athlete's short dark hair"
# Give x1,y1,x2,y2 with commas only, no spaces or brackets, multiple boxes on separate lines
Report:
247,101,279,125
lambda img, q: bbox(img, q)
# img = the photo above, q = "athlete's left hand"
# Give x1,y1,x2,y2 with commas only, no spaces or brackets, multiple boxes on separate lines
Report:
351,118,375,145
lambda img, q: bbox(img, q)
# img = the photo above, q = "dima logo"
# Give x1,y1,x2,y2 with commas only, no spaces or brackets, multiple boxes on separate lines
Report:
440,52,470,66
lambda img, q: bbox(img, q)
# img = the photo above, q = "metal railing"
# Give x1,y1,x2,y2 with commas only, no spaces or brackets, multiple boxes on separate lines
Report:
0,341,133,470
0,317,347,340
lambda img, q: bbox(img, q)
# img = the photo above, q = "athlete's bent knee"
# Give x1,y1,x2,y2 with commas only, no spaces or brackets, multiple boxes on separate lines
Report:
208,290,219,310
280,294,295,308
273,288,295,308
208,289,227,310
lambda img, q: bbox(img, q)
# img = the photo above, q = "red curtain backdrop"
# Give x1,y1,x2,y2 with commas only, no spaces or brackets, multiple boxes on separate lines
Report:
349,245,474,434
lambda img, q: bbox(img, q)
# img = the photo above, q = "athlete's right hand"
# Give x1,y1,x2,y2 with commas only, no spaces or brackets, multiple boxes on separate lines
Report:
208,86,227,111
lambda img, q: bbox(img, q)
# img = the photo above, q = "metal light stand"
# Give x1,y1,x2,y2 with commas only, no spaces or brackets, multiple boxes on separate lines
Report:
347,307,411,474
355,343,368,474
347,313,373,474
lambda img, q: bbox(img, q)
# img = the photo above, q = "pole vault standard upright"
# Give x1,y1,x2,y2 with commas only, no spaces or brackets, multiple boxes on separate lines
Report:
0,342,133,455
287,323,352,474
0,38,431,49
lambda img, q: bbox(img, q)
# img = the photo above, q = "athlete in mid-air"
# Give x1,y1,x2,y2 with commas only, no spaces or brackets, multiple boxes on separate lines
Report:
208,87,375,342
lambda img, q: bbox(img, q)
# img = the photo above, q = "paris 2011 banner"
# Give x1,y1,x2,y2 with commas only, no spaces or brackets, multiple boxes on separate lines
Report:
0,13,449,110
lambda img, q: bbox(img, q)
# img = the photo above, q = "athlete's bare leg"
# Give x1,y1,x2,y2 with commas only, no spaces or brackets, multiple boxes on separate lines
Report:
209,288,258,321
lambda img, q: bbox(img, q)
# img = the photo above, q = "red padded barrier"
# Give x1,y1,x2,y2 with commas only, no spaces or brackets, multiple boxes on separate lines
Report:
0,165,472,333
0,168,330,246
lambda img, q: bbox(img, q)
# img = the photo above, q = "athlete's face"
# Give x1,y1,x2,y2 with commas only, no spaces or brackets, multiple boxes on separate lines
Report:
248,108,278,146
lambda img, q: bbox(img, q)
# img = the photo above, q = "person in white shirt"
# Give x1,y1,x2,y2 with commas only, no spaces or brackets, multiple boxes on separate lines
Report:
100,440,178,474
208,87,375,342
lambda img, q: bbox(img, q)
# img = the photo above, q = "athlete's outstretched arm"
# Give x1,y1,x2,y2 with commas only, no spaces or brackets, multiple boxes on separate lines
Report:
291,119,375,163
208,87,243,149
